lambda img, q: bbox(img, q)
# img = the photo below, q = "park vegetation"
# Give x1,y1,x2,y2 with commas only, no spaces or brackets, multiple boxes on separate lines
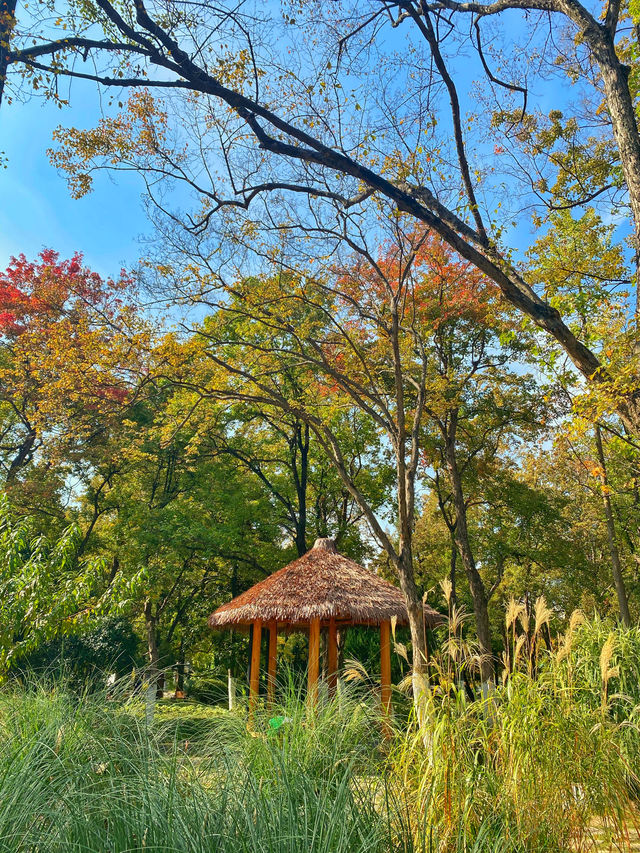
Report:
2,0,640,846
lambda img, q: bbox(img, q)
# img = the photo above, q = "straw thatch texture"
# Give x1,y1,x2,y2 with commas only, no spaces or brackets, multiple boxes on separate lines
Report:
208,538,445,629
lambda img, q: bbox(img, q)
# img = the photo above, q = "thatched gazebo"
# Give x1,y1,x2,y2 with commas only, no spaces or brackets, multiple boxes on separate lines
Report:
208,537,444,717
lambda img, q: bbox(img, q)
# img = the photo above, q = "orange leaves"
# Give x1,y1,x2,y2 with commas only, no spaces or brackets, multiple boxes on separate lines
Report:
332,227,497,335
0,249,149,453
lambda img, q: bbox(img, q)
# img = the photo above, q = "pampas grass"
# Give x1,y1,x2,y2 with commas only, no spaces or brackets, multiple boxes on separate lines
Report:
387,611,640,852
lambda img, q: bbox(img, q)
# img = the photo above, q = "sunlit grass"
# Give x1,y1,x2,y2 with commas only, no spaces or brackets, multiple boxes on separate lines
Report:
0,615,638,852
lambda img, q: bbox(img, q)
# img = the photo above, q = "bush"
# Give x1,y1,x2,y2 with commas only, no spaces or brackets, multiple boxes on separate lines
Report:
13,617,143,686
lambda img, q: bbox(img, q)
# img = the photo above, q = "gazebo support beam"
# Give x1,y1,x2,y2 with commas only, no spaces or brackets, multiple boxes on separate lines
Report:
380,620,392,730
327,618,338,698
308,617,320,706
249,618,262,721
267,620,277,709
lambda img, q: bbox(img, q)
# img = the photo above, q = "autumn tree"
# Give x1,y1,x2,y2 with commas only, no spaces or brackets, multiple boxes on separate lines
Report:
66,350,380,693
404,232,543,681
0,250,150,514
527,207,638,623
3,0,640,437
159,223,525,690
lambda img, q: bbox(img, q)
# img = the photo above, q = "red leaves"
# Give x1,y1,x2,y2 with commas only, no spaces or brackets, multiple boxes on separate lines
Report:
0,311,25,335
0,249,144,429
332,228,492,332
0,249,130,340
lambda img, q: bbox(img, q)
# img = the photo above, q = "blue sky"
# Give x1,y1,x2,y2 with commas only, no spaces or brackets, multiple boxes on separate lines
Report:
0,27,629,286
0,90,149,277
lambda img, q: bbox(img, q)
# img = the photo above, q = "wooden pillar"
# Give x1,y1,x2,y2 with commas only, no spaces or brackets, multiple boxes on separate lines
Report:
308,617,320,706
380,620,392,724
249,618,262,721
267,620,277,709
327,618,338,698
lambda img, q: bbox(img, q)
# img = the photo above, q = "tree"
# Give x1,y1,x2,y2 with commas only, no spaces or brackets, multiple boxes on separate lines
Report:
406,232,543,681
68,372,288,695
0,250,149,514
0,498,108,675
512,427,640,622
526,209,637,623
3,0,640,432
162,223,530,689
161,383,387,559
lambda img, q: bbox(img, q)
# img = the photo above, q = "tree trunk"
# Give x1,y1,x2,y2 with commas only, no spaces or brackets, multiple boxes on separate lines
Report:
444,411,494,685
6,427,36,483
292,421,309,557
0,0,16,108
584,24,640,312
144,599,162,702
174,656,186,699
595,424,632,626
394,546,429,701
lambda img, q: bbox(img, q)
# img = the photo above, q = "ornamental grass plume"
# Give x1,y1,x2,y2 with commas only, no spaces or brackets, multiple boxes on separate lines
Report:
386,609,640,853
600,631,620,713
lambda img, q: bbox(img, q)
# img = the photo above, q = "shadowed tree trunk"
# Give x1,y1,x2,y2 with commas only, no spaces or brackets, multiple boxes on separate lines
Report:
144,599,163,700
0,0,16,108
443,409,494,685
595,424,632,626
292,421,309,556
6,427,37,484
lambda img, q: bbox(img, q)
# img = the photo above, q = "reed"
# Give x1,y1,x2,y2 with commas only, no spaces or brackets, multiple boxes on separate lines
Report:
386,610,640,852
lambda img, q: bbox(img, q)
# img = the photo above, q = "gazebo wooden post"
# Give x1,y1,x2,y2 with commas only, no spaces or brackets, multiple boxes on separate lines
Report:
267,620,277,710
327,618,338,698
209,537,446,725
249,618,262,722
380,620,392,733
308,617,320,706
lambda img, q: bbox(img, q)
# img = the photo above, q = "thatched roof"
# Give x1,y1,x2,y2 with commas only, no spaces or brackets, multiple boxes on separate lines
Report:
208,538,445,630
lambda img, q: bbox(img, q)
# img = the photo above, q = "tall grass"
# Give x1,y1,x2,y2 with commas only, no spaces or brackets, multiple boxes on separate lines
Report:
0,677,387,853
0,616,638,852
387,610,640,852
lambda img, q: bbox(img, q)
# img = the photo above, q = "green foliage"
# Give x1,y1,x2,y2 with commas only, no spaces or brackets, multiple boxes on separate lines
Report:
0,498,107,675
15,617,142,683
